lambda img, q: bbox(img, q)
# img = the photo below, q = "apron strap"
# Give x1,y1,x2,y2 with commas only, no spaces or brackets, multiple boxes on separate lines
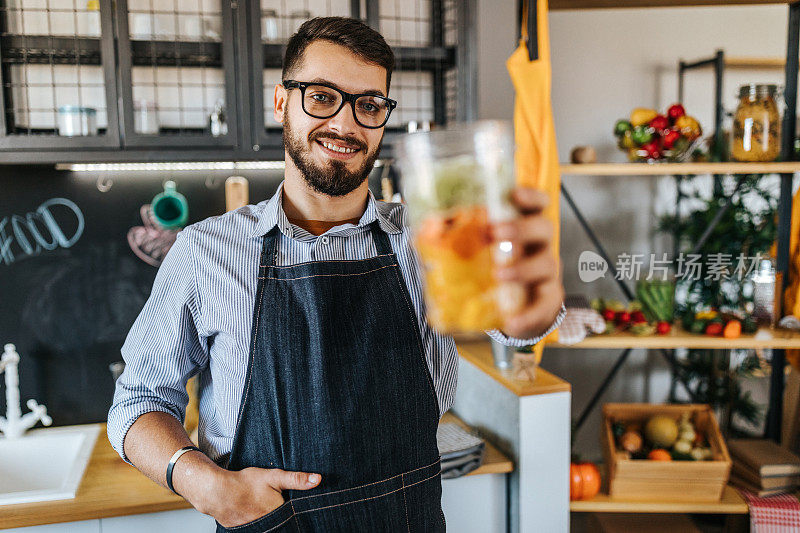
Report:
261,226,280,268
369,220,393,256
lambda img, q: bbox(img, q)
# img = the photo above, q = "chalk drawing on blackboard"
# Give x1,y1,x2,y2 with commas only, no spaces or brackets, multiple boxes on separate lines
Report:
0,198,85,266
127,204,178,267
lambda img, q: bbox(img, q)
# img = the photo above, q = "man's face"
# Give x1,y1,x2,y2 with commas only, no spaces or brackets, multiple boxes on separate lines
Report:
275,40,388,197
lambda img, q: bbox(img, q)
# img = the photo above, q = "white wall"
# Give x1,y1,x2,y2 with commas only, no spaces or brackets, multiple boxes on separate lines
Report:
476,1,789,460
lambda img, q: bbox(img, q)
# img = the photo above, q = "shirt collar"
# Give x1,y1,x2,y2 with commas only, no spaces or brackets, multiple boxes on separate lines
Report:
250,180,402,238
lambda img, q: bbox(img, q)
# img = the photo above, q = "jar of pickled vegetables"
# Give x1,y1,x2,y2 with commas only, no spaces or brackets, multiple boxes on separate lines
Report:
396,121,526,335
731,84,782,162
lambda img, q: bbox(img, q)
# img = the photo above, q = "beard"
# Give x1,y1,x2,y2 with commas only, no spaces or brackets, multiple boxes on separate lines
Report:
283,114,381,197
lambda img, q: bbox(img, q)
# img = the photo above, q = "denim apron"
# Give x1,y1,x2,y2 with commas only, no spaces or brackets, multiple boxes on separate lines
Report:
215,222,445,533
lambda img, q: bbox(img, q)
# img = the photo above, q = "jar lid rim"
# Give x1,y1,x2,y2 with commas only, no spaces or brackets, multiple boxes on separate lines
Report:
738,83,780,97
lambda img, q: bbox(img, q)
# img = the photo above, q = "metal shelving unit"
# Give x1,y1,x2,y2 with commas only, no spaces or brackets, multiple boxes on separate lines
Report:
538,0,800,474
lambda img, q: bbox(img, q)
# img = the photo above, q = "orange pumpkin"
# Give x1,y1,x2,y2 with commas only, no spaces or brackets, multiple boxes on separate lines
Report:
569,462,601,500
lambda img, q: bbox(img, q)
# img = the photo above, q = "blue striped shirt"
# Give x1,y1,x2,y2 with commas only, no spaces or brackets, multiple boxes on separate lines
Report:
107,181,564,464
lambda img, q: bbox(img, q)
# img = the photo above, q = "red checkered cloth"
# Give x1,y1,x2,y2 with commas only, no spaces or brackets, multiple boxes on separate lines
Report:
739,488,800,532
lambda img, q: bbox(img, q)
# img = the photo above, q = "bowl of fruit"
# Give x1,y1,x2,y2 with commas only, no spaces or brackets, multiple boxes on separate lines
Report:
614,104,703,162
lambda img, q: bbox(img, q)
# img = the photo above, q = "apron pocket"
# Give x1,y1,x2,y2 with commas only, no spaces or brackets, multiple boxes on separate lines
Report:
288,460,443,532
217,500,295,533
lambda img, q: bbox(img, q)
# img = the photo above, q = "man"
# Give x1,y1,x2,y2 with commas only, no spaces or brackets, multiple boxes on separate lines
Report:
108,17,564,532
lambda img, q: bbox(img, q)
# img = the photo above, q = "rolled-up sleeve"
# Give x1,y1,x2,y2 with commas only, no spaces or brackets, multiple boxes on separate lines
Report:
486,302,566,347
107,230,208,464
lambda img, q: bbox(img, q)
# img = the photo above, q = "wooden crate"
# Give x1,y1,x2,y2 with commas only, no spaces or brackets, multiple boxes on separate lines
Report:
601,403,732,502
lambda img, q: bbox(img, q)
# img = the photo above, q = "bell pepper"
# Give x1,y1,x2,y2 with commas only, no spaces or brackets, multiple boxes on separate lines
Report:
614,119,632,137
618,130,636,149
630,108,658,128
723,320,742,339
631,125,653,145
675,115,702,141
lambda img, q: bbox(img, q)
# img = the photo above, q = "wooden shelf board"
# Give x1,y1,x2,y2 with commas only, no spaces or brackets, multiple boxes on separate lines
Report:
570,484,749,514
551,326,800,349
560,162,800,176
725,57,790,68
550,0,789,10
456,340,571,397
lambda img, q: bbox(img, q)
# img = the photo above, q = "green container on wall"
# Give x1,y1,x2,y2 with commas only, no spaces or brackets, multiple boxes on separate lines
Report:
152,180,189,229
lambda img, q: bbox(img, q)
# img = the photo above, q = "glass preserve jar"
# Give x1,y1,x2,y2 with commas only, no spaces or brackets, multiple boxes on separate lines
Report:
731,84,782,162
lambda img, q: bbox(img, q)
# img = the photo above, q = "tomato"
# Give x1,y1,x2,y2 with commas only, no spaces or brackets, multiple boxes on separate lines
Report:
640,141,661,160
602,309,617,322
667,104,686,123
631,310,647,324
616,311,631,324
662,128,681,149
656,321,671,335
649,115,669,131
705,322,723,336
570,462,601,500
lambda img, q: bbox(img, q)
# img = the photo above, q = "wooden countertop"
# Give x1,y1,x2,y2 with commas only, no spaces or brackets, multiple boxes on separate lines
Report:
440,413,514,476
0,417,512,529
456,340,572,397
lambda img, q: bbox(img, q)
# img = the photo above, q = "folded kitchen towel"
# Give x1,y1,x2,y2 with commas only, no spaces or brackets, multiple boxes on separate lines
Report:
739,489,800,532
437,423,485,479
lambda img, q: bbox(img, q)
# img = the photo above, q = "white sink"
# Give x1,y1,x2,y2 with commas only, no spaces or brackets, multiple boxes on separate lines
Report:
0,424,100,506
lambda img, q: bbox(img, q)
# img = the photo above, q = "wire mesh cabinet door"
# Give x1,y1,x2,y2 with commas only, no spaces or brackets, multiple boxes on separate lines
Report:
114,0,240,149
0,0,121,150
244,0,358,157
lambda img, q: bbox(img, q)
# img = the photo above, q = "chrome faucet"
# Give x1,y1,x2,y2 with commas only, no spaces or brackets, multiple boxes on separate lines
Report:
0,344,51,439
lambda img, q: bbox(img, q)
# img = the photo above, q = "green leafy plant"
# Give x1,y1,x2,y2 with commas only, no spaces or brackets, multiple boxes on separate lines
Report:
658,174,778,435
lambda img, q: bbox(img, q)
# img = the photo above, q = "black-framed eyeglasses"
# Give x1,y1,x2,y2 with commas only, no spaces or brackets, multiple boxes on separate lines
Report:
282,79,397,129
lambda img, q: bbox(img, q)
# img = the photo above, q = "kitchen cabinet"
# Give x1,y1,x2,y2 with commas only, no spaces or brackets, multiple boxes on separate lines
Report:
0,0,474,164
0,0,121,151
112,0,240,150
6,483,506,532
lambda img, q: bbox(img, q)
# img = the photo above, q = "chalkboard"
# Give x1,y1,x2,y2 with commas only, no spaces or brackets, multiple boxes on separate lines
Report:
0,165,284,426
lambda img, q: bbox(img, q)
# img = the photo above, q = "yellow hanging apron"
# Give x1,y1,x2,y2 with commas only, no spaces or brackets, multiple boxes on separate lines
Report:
507,0,561,354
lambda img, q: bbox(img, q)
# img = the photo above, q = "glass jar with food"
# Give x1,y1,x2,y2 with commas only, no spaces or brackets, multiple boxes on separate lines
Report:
396,121,526,335
731,84,782,162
